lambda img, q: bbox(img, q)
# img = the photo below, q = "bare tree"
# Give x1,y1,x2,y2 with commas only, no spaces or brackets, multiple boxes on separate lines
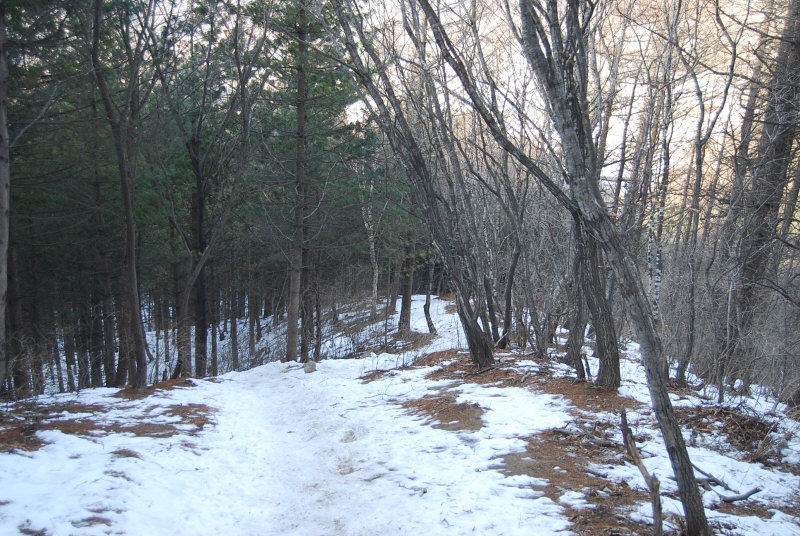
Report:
332,0,496,367
411,0,709,532
736,0,800,391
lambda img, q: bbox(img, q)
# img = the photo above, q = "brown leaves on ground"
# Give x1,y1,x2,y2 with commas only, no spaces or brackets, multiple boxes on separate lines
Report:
498,433,653,536
0,381,215,453
401,391,484,431
396,350,663,535
400,349,800,535
113,377,198,400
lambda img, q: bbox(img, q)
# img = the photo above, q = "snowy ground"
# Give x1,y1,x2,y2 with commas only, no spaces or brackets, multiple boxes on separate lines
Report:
1,296,799,535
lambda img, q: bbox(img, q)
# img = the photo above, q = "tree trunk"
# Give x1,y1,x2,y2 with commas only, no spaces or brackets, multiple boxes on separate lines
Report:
248,285,257,359
63,325,77,392
483,276,500,344
102,278,116,386
6,231,26,396
313,277,322,361
114,305,130,387
285,3,308,363
76,305,91,390
90,293,104,387
498,244,521,349
388,261,400,315
0,3,9,390
361,183,380,319
398,243,414,335
210,267,219,376
52,328,65,393
300,251,313,363
595,209,710,534
453,282,494,368
566,229,588,379
579,222,621,389
173,296,192,378
423,261,437,335
230,292,239,371
91,0,150,388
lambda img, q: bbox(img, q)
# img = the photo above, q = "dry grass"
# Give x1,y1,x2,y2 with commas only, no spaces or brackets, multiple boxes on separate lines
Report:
111,448,141,459
71,516,113,528
18,525,47,536
675,405,772,452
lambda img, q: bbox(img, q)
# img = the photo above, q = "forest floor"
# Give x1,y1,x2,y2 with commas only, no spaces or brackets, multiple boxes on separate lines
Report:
0,296,799,535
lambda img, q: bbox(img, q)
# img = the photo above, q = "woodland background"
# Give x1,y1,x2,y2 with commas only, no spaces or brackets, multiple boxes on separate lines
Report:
3,0,799,422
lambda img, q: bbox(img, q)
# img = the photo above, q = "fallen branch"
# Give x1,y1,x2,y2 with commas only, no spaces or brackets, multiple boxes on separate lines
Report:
692,463,733,492
551,427,582,437
585,437,618,448
679,463,762,503
621,407,663,536
465,365,500,376
585,467,609,479
721,487,762,503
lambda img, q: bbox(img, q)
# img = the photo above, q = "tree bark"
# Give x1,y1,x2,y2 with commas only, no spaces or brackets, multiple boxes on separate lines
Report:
285,3,308,363
114,305,130,387
580,222,620,389
398,243,414,335
424,261,437,335
90,293,104,387
498,244,521,349
483,276,500,344
63,324,77,392
230,290,239,370
453,284,494,369
91,0,151,389
209,266,219,376
566,225,588,380
0,0,9,390
77,305,91,390
192,186,208,378
6,229,26,396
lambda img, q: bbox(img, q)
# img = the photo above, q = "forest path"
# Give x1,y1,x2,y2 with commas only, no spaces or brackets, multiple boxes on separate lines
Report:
0,357,574,535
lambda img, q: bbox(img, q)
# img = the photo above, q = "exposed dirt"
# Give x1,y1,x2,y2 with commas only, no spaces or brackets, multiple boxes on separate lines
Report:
411,348,463,367
399,349,800,535
496,433,658,536
0,386,215,453
396,351,666,535
71,516,113,529
111,448,142,459
401,390,484,431
113,377,198,400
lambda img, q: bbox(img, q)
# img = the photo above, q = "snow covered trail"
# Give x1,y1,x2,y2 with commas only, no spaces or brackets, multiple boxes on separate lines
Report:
0,357,574,535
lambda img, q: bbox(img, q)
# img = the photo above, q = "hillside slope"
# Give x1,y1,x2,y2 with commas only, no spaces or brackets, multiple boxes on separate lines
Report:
0,296,798,535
